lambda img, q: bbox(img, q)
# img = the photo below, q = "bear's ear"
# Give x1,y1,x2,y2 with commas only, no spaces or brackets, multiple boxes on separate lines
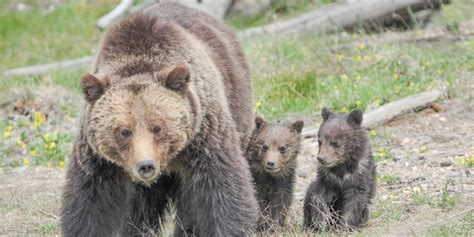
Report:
321,107,332,122
255,116,267,131
290,120,304,134
165,64,190,91
81,73,107,103
347,109,363,127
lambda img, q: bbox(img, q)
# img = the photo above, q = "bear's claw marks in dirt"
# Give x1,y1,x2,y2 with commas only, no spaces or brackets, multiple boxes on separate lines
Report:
303,108,376,231
60,2,258,236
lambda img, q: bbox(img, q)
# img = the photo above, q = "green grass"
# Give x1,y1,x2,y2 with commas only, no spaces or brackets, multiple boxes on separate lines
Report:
427,212,473,237
377,174,400,185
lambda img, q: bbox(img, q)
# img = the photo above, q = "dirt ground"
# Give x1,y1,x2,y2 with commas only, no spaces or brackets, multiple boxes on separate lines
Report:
0,81,473,236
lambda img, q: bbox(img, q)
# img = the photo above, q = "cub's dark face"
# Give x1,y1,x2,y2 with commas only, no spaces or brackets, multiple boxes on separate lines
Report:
317,107,364,168
81,65,195,185
249,117,303,176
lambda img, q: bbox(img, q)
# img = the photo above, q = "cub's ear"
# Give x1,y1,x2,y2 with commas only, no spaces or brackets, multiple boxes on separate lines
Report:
321,107,332,122
81,73,107,103
290,120,304,134
165,64,190,91
347,109,363,127
255,116,267,131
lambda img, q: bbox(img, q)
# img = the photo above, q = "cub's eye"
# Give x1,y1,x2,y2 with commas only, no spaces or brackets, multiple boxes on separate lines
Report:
121,129,132,138
279,146,287,154
262,144,269,152
152,126,161,135
330,140,339,148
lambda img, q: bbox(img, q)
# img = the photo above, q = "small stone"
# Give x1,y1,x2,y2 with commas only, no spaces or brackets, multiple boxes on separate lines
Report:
439,117,447,122
412,166,418,171
439,161,453,167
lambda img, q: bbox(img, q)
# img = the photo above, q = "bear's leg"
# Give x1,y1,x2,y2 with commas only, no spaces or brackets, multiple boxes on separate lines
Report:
341,187,370,230
265,190,292,230
61,158,133,237
125,174,179,236
303,180,336,231
175,142,259,236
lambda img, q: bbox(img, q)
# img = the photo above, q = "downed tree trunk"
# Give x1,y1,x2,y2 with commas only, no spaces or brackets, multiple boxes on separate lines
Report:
239,0,449,38
97,0,134,30
302,88,445,138
3,56,93,77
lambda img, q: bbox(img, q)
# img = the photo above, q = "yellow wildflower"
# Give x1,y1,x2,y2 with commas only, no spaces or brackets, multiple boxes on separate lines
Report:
336,53,345,62
3,131,10,139
23,159,29,166
255,101,262,110
357,43,366,50
43,134,50,142
16,140,26,149
408,81,414,88
6,125,13,132
47,162,52,168
355,75,362,81
420,146,428,153
340,106,348,113
30,149,37,156
34,112,42,121
370,129,378,137
393,73,399,81
44,143,50,150
356,100,362,107
50,142,56,150
355,55,363,63
340,74,348,80
394,87,401,95
59,161,65,168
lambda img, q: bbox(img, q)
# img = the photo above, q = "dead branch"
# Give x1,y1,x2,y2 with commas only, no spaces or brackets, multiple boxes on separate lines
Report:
3,56,93,77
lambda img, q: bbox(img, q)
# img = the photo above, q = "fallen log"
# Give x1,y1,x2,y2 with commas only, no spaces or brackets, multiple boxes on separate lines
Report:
97,0,134,30
302,88,445,138
238,0,448,39
2,56,93,77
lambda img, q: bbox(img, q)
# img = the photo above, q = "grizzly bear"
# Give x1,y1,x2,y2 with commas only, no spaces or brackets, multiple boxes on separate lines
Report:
303,108,376,231
60,3,258,236
246,117,304,232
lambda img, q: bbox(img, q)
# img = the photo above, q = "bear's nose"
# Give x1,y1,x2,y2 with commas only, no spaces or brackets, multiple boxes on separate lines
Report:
317,155,325,163
266,161,275,168
137,160,156,179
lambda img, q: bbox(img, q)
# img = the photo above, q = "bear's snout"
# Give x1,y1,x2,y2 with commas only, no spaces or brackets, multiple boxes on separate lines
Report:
137,160,156,179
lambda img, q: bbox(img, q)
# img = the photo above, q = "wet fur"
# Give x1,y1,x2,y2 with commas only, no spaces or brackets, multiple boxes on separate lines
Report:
61,3,258,236
303,109,376,231
246,119,303,231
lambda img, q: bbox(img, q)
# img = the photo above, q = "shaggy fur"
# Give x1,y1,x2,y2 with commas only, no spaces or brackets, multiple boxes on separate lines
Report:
303,108,376,232
246,117,304,232
61,3,258,236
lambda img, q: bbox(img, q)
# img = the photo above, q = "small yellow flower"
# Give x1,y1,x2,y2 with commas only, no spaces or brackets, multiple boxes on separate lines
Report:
34,112,42,121
355,75,362,81
437,70,443,76
44,143,50,149
59,161,65,168
355,100,362,107
408,81,414,88
255,101,262,110
340,106,348,113
336,53,345,62
3,131,10,139
16,140,26,149
394,87,401,95
357,43,366,50
49,142,56,150
355,55,363,63
6,125,13,132
47,162,52,168
420,146,428,153
23,159,29,166
43,134,50,142
340,74,348,80
393,73,399,81
370,129,378,137
30,149,37,156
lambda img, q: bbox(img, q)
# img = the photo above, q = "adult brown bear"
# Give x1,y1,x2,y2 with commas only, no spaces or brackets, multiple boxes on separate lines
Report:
61,2,258,236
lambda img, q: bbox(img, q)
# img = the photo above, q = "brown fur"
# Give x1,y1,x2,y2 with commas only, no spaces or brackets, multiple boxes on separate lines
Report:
246,117,304,232
61,3,258,236
304,108,376,232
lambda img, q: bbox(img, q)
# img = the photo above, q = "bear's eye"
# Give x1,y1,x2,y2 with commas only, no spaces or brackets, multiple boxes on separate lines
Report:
261,144,269,152
279,146,287,154
330,140,339,148
121,129,132,138
152,126,161,136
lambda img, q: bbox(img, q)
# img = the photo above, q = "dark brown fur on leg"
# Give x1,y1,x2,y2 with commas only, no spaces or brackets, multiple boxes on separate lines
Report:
304,108,376,232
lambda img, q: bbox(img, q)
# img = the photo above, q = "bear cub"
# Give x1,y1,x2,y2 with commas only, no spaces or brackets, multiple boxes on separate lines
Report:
247,117,304,231
304,108,376,231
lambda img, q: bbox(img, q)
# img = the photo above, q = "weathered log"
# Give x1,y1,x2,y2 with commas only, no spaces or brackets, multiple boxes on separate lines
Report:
239,0,449,39
302,88,445,138
96,0,134,30
2,56,93,77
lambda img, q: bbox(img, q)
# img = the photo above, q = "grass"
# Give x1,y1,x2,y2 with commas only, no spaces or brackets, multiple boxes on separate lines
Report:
427,212,473,237
377,174,400,185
